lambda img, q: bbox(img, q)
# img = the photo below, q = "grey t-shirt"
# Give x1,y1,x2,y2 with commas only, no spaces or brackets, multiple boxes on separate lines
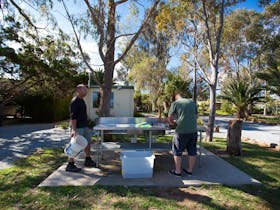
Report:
168,98,197,134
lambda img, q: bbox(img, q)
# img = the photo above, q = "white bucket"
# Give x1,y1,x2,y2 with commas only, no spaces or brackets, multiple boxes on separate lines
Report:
64,135,88,158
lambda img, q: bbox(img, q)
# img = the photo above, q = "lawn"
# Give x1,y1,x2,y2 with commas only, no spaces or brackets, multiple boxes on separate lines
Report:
0,138,279,209
249,115,280,125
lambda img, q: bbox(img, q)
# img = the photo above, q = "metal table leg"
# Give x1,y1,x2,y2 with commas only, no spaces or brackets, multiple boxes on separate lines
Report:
199,130,202,168
149,130,152,149
96,130,103,167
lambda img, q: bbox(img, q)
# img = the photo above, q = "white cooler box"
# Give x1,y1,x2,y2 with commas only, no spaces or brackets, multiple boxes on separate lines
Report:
120,151,155,178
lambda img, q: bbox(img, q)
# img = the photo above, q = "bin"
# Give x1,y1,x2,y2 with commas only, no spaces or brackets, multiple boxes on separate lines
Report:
120,151,155,178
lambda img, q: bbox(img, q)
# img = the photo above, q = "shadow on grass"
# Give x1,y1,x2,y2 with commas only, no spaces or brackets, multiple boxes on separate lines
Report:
42,185,227,210
203,138,280,209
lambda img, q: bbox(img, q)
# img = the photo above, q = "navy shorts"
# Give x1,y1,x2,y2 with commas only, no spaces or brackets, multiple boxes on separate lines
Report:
172,132,198,156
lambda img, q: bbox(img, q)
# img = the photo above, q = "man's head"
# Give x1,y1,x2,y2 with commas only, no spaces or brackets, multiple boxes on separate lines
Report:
75,84,88,98
174,90,183,101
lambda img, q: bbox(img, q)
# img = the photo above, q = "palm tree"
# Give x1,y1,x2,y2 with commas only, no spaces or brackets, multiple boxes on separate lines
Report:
220,79,262,119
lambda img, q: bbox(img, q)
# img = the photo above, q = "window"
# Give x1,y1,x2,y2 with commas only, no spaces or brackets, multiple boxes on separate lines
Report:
92,91,114,108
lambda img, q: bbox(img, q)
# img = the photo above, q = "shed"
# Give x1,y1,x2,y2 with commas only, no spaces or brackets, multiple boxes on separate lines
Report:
84,85,134,120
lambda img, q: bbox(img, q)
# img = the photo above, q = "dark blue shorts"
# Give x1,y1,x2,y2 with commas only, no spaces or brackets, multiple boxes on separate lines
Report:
172,132,198,156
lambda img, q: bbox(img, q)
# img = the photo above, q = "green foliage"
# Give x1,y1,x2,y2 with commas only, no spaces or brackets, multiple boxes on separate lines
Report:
220,101,235,115
257,66,280,96
220,75,262,119
198,101,209,114
164,72,192,99
16,94,71,123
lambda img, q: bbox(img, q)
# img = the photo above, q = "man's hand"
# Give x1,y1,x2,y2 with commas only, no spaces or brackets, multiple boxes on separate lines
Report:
71,129,77,138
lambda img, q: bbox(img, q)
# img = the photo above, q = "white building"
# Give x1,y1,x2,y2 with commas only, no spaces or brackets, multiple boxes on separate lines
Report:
84,85,134,120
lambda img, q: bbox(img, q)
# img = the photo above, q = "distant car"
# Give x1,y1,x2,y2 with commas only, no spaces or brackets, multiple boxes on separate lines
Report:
1,103,22,118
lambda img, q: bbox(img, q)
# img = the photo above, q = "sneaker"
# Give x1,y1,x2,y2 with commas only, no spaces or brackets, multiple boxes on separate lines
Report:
84,158,96,167
183,168,192,176
168,169,181,177
66,163,81,172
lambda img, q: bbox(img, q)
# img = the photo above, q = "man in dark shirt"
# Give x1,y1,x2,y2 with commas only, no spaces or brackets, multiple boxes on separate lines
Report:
66,84,96,172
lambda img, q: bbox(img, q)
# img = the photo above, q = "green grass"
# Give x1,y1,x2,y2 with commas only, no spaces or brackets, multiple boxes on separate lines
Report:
250,115,280,124
0,139,279,209
203,138,280,209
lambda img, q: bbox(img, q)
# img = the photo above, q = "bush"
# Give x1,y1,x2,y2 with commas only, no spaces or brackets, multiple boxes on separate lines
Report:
220,102,235,115
198,101,209,114
17,94,71,123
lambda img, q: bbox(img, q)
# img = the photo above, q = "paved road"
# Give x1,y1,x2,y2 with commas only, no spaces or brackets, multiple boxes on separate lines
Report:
0,124,69,169
202,116,280,145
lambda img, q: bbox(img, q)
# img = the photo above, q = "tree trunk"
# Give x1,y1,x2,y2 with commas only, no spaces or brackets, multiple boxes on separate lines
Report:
99,0,116,117
99,63,115,117
193,62,197,104
206,84,217,142
227,119,242,155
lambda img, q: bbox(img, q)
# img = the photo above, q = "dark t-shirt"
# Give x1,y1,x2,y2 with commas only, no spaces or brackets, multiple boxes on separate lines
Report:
70,97,88,128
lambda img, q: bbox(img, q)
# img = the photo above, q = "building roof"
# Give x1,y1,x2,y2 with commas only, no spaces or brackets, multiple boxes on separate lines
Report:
90,85,134,90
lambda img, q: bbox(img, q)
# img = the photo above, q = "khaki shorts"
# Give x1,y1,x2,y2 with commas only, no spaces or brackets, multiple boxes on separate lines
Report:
74,127,92,143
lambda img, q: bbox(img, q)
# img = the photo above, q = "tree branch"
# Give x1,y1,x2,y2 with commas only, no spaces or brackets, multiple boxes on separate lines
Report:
9,0,42,30
193,55,211,84
61,0,101,85
115,0,128,6
114,0,161,65
202,0,214,61
83,0,105,62
115,32,136,40
214,0,225,67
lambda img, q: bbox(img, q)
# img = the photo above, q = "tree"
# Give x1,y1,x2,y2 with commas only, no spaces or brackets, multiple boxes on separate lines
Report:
256,1,280,97
257,66,280,97
62,0,161,117
161,72,192,115
220,72,262,119
0,16,83,122
5,0,161,117
157,0,242,141
124,4,171,115
127,55,167,113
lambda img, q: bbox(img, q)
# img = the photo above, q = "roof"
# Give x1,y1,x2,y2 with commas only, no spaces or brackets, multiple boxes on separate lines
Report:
90,85,134,90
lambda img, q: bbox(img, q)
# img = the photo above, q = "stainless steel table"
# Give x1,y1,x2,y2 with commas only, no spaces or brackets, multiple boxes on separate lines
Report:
93,123,205,167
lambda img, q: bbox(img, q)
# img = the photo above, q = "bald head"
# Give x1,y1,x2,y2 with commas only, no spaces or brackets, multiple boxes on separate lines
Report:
75,84,88,98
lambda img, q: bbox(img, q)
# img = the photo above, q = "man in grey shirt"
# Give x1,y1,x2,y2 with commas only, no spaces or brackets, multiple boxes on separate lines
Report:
168,91,197,177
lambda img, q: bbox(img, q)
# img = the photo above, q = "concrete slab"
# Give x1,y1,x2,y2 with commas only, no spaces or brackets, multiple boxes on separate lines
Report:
39,147,260,187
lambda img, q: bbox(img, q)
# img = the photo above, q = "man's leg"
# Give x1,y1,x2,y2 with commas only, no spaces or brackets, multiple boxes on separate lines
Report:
174,155,182,174
82,128,96,167
84,144,91,157
187,155,196,173
66,157,81,172
183,133,198,174
169,133,183,176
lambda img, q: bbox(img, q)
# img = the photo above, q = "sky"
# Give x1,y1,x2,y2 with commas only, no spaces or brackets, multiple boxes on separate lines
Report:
6,0,268,74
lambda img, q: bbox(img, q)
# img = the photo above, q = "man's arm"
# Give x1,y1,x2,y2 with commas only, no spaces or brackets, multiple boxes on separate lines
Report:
167,115,175,125
70,119,77,137
167,102,176,125
70,100,78,137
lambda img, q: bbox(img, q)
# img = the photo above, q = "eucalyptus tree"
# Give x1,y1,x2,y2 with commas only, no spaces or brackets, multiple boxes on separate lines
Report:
123,3,172,114
4,0,161,117
157,0,243,141
256,1,280,97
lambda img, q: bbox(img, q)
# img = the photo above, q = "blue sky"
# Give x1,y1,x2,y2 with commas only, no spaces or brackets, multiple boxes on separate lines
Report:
234,0,263,12
14,0,268,71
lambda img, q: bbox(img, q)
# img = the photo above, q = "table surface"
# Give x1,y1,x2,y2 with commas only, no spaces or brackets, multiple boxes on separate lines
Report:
94,124,206,131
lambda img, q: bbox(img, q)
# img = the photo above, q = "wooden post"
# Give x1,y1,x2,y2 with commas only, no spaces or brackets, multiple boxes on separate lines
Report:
227,120,242,155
